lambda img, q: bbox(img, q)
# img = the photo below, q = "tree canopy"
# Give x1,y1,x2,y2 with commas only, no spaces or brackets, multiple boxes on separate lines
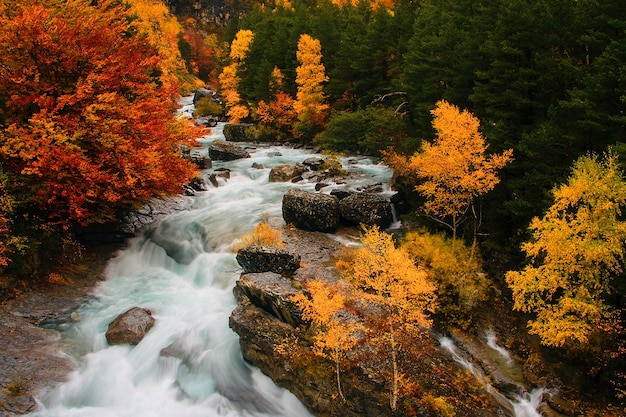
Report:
506,153,626,348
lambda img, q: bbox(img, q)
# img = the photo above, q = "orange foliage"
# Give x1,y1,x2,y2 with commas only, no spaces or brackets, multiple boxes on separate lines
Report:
257,67,297,134
126,0,193,90
218,29,254,122
337,225,436,410
384,100,512,239
0,0,201,227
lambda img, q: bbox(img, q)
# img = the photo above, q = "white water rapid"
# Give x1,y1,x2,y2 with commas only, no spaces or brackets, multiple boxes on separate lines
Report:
28,110,394,417
439,336,547,417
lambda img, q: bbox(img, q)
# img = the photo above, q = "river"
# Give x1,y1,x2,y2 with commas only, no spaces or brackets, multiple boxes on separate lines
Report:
27,106,393,417
26,96,546,417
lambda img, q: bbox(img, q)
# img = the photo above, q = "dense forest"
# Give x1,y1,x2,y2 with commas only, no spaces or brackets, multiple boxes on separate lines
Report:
1,0,625,412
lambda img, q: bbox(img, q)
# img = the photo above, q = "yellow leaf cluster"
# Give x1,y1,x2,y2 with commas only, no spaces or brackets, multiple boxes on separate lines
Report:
506,153,626,347
385,100,512,238
126,0,191,89
345,226,437,329
402,230,489,325
231,219,285,251
293,34,329,128
229,29,254,62
218,29,254,122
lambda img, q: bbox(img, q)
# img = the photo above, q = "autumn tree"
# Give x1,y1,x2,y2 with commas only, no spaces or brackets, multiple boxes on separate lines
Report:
293,34,329,137
402,230,489,327
0,0,201,229
384,100,513,243
292,280,361,402
126,0,198,91
219,29,254,122
256,67,297,138
337,226,436,411
506,153,626,348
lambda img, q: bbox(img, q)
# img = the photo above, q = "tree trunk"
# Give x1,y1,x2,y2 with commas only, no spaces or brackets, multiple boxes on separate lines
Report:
390,324,398,411
334,347,345,402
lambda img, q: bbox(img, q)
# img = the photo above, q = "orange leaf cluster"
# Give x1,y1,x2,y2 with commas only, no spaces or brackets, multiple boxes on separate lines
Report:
384,100,512,238
0,0,201,227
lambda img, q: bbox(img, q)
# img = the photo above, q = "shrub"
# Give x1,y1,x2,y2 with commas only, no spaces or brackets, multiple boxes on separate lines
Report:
231,219,285,251
401,230,489,328
421,395,456,417
193,97,223,117
315,107,414,155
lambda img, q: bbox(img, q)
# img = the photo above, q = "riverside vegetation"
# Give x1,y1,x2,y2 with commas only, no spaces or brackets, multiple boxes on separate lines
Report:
0,0,625,415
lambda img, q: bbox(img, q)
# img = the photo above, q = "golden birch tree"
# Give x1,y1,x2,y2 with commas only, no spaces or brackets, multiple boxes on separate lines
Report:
292,280,361,402
293,34,329,135
383,100,513,243
218,29,254,122
337,226,437,411
506,153,626,348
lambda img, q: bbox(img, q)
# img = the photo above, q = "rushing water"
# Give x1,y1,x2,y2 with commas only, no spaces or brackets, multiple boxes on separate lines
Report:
28,111,393,417
439,336,547,417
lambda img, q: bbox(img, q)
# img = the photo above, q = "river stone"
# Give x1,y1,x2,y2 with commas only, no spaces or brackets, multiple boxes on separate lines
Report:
208,139,250,161
223,123,254,142
339,192,394,228
192,87,215,104
268,163,306,182
235,272,304,327
282,189,339,232
105,307,155,346
236,245,301,275
302,157,324,171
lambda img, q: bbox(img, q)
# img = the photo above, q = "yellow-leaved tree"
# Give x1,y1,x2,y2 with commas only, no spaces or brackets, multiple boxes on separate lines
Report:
383,100,513,243
293,34,329,136
402,230,489,327
292,280,361,402
218,29,254,122
337,226,436,411
127,0,196,90
506,152,626,348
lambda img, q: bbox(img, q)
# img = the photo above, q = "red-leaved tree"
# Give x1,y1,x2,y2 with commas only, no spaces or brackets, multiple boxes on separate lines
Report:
0,0,201,227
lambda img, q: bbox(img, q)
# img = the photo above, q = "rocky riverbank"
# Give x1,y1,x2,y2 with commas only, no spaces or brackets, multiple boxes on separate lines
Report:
0,245,114,416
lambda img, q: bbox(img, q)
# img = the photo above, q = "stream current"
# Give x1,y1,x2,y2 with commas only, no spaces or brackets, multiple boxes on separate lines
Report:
28,106,393,417
27,96,545,417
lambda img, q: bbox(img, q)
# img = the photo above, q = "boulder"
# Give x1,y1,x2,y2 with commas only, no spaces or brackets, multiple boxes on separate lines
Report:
235,272,304,327
236,245,301,275
339,192,394,228
105,307,155,346
330,189,353,200
282,189,339,232
189,150,212,169
269,163,306,182
315,182,329,191
192,87,215,104
357,182,384,193
208,168,231,187
302,157,324,171
209,139,250,161
223,123,254,142
229,299,390,417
